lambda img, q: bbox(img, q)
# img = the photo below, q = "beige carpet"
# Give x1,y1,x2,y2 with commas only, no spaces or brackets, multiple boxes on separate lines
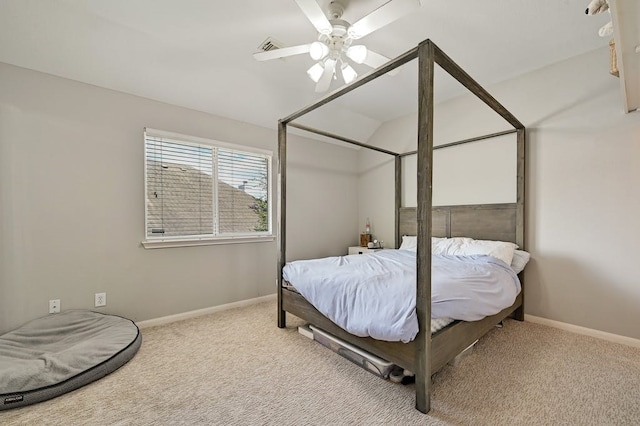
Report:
2,301,639,425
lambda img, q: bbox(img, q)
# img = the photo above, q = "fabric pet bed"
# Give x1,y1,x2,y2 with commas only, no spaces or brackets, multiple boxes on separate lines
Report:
0,310,141,410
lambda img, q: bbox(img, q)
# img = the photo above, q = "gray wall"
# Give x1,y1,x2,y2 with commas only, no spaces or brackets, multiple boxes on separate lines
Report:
358,47,640,340
0,62,359,334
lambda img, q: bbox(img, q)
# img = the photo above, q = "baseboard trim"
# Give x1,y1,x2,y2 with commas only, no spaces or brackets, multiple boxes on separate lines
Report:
136,294,276,329
525,314,640,348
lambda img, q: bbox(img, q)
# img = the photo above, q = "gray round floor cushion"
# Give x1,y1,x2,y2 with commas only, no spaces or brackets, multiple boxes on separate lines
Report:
0,310,141,410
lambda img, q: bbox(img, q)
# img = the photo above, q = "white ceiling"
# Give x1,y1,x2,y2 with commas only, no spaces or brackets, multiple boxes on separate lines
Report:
0,0,611,142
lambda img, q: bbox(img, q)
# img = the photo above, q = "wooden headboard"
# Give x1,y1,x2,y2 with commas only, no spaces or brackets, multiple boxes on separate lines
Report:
398,203,517,244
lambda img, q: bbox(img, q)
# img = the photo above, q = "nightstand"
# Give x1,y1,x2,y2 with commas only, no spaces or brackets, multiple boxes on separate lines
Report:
348,246,382,255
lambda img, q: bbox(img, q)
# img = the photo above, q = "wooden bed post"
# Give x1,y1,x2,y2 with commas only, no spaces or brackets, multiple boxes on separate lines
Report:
513,127,526,321
395,155,402,248
415,39,435,414
277,120,287,328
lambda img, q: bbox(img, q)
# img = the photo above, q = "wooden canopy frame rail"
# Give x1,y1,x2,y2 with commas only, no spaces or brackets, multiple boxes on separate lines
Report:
277,39,526,414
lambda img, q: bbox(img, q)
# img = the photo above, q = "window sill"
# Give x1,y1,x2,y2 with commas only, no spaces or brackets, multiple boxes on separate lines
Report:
142,235,275,249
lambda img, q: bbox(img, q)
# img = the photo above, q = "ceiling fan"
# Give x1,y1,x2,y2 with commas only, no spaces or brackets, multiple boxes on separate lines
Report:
254,0,422,92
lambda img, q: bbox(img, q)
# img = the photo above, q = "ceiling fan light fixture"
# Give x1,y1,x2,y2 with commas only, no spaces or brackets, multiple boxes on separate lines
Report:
307,62,325,83
346,45,368,64
256,0,421,92
309,41,329,61
341,63,357,84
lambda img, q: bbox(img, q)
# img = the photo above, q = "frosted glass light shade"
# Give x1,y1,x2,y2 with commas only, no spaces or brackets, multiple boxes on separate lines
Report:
309,41,329,60
307,62,324,82
341,63,357,83
346,45,368,64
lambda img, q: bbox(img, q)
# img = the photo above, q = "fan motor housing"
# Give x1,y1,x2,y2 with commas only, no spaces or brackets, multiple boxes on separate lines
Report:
328,0,346,20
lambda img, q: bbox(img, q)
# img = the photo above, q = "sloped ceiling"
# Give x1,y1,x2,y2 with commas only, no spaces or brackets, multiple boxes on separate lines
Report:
0,0,614,142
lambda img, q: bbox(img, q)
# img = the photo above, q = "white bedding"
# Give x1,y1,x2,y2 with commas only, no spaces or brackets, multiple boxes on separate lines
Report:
283,249,521,343
284,280,454,334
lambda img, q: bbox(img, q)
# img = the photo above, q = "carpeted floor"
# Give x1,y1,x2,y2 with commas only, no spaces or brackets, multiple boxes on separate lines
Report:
2,300,639,425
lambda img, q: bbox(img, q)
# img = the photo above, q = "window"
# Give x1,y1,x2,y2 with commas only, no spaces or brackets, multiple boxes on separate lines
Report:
143,128,272,248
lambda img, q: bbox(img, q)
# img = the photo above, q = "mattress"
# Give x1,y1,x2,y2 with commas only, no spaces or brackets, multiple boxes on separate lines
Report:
0,310,141,410
283,249,521,342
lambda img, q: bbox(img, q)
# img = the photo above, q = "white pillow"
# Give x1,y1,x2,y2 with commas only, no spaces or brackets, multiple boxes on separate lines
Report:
400,235,518,266
450,239,518,265
399,235,417,251
510,249,530,274
432,237,472,255
399,236,448,252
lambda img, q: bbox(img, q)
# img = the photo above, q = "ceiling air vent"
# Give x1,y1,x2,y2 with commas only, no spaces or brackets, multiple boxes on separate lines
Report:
257,37,284,53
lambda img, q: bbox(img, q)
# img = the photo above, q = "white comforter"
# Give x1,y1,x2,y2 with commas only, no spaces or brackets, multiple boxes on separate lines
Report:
283,249,521,343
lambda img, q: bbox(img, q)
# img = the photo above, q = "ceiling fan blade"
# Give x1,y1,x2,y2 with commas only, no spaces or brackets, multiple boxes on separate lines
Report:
362,49,400,76
348,0,421,39
294,0,333,35
253,43,312,61
315,59,336,92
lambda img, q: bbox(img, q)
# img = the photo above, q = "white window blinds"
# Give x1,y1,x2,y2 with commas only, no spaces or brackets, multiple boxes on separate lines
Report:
144,129,271,241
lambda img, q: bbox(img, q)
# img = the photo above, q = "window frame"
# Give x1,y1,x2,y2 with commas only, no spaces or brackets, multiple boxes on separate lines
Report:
142,128,274,249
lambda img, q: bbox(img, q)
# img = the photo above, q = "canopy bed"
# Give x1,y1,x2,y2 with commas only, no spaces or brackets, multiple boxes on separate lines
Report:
276,39,526,414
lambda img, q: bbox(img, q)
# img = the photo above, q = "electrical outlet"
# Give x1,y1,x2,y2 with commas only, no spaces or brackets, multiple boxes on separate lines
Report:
49,299,60,314
95,292,106,307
